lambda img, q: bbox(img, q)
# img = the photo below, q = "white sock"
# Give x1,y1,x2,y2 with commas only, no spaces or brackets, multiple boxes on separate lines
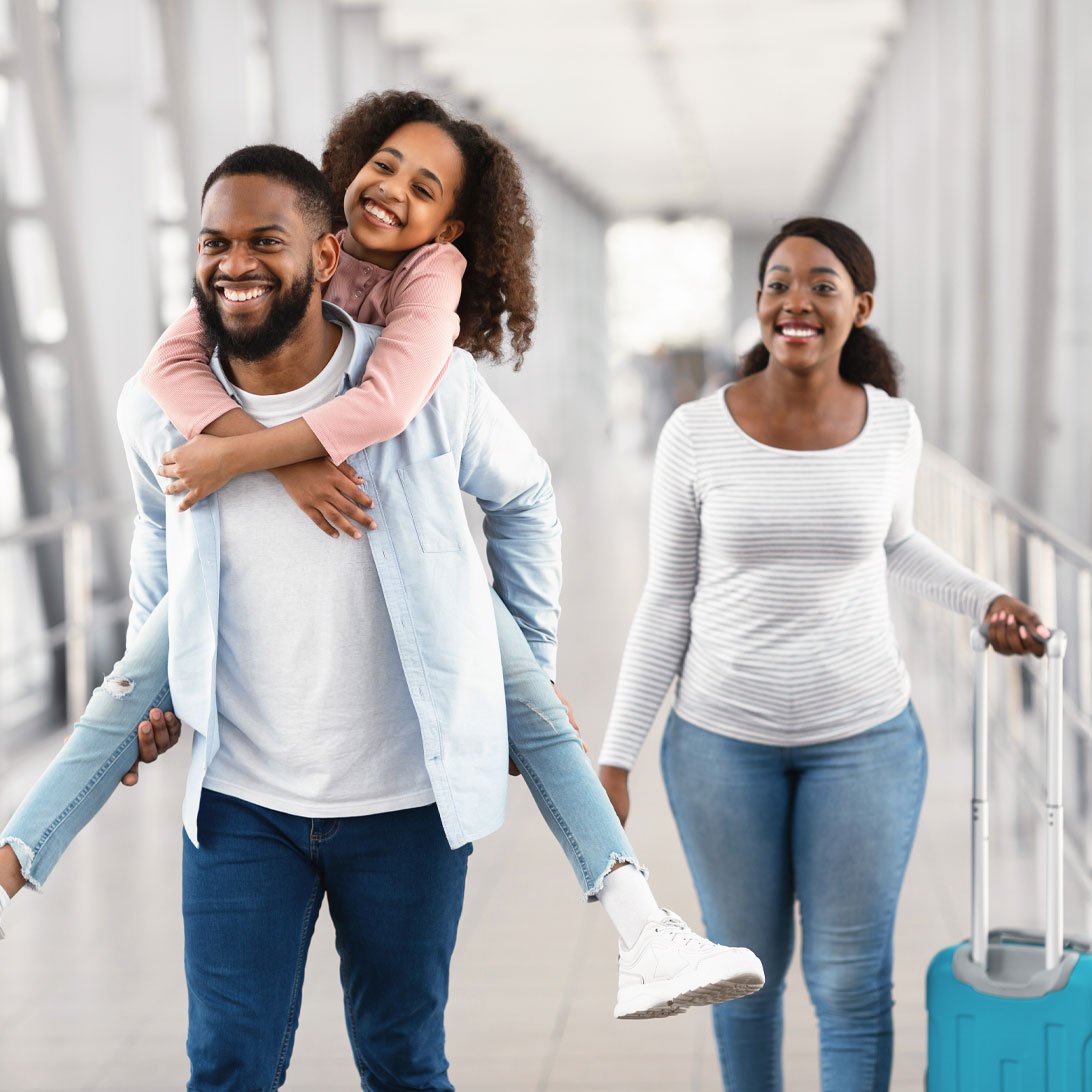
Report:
598,863,662,949
0,883,10,938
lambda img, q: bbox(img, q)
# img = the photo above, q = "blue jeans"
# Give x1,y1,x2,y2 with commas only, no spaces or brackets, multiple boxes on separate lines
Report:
184,792,468,1091
2,589,635,896
661,705,927,1092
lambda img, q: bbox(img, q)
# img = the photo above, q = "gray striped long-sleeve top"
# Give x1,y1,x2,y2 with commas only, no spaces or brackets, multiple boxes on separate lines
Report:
599,384,1006,767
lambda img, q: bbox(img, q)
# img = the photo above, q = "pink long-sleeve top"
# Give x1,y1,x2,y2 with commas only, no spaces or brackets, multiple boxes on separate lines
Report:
140,237,467,465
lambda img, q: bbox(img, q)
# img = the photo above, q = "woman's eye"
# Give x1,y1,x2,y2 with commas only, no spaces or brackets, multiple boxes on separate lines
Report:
373,160,392,172
413,185,433,199
813,283,836,294
765,281,786,292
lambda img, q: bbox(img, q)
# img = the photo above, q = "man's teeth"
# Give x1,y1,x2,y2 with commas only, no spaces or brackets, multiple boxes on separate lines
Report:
781,326,818,337
365,200,399,227
222,287,270,302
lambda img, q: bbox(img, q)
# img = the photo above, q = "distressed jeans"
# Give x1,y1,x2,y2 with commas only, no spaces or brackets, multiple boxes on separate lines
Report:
1,589,636,896
661,704,927,1092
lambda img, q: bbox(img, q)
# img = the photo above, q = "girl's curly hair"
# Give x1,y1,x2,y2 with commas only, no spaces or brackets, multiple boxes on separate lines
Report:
322,90,536,369
740,216,901,397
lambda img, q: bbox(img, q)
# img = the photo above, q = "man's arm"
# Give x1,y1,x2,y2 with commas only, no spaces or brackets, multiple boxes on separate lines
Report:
457,367,562,680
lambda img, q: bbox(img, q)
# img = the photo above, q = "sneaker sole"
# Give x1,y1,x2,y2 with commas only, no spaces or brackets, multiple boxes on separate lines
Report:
615,971,765,1020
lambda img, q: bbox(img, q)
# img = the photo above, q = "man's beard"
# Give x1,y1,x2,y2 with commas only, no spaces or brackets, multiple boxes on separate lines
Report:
193,259,314,364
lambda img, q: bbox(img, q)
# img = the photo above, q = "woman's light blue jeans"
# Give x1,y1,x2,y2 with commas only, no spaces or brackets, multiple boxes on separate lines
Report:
661,704,927,1092
2,588,636,896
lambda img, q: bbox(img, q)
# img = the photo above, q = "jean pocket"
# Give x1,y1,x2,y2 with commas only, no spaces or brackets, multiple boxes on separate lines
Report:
398,452,463,553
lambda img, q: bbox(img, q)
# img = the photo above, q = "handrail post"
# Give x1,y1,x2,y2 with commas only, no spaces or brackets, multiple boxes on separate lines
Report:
63,520,93,726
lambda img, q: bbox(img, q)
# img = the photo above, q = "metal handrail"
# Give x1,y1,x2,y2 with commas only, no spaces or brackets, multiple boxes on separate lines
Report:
1,498,133,724
911,444,1092,931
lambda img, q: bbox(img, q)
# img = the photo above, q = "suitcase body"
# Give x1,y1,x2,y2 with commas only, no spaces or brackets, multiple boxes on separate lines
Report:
926,939,1092,1089
926,627,1092,1090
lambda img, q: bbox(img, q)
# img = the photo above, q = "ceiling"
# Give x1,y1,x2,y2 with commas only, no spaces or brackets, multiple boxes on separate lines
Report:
353,0,905,227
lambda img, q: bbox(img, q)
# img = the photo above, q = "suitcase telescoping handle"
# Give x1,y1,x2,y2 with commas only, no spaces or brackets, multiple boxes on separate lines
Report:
970,624,1067,972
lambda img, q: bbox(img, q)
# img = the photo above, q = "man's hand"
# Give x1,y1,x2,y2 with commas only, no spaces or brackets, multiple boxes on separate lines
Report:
984,595,1051,657
120,708,182,786
598,765,631,827
273,459,378,539
159,435,239,511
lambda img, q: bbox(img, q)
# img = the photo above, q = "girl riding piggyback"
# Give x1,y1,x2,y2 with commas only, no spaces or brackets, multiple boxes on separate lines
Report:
2,91,762,1022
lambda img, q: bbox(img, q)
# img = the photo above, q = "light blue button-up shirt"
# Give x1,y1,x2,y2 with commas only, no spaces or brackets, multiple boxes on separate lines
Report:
117,304,562,849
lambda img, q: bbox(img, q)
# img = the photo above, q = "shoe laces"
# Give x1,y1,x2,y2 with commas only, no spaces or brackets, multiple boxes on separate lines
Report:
651,912,708,948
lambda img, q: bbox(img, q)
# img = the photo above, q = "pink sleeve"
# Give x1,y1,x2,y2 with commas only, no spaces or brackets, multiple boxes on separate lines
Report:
303,243,466,464
139,303,235,438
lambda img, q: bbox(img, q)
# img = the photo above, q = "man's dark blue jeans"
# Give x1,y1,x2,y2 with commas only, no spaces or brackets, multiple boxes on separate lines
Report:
182,791,470,1091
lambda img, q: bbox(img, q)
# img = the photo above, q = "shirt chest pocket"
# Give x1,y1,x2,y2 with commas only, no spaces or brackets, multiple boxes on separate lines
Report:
398,452,463,553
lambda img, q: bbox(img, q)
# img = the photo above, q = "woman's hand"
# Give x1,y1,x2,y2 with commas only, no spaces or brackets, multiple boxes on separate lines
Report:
984,594,1051,657
159,435,240,510
599,765,631,827
274,459,377,539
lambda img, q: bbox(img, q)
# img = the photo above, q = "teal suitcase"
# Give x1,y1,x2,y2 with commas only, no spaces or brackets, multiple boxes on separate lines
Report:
926,628,1092,1090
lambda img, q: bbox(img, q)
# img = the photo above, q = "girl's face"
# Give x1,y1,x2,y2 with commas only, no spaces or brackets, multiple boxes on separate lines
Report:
342,121,466,269
756,236,873,377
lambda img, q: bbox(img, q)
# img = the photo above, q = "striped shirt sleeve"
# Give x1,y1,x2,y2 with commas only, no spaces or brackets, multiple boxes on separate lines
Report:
884,406,1007,619
600,408,701,770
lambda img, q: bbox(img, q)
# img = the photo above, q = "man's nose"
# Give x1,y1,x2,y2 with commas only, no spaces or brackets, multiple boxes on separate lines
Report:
218,245,259,278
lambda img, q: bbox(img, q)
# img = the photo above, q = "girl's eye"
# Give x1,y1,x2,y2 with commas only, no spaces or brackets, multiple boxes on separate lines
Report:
413,185,433,199
813,283,836,294
373,159,393,172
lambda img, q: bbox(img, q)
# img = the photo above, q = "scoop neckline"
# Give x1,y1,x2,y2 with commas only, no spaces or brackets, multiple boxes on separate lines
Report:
719,383,872,454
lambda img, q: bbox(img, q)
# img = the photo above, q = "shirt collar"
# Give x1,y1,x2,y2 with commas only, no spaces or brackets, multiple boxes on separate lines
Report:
207,301,368,399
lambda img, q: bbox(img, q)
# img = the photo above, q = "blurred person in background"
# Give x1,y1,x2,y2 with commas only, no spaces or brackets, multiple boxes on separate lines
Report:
598,217,1048,1090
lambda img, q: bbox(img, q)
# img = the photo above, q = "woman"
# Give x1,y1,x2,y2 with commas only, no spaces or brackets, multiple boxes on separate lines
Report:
598,217,1047,1089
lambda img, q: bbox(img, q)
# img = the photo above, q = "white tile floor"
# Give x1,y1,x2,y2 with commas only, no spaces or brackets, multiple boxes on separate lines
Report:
0,451,1056,1090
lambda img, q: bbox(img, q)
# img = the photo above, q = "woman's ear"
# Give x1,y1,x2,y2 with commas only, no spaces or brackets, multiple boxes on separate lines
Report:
314,232,341,285
854,290,874,327
435,219,465,245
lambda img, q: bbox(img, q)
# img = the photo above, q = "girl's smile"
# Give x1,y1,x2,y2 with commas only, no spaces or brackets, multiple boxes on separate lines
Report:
342,121,465,269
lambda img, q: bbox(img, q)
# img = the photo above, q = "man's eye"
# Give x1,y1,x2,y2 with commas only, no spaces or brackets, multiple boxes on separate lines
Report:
201,239,225,250
256,238,282,247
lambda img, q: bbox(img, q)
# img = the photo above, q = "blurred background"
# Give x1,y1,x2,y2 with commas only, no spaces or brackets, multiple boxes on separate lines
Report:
1,1,1090,1089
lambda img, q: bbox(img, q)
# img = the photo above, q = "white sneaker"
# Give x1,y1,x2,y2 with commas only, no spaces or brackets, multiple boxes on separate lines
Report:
615,910,764,1019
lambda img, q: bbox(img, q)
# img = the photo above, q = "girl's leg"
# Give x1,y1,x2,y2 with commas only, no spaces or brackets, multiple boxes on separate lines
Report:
793,704,927,1092
661,709,794,1092
491,588,639,897
493,591,763,1020
0,596,173,892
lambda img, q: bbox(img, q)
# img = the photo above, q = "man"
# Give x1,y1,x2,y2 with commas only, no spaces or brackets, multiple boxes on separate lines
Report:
117,144,561,1091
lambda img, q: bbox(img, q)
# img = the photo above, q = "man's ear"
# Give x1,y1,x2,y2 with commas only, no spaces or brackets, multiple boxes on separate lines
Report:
314,231,341,286
854,290,874,327
434,219,464,246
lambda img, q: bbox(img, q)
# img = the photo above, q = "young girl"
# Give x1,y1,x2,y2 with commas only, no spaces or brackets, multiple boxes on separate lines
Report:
0,91,762,1020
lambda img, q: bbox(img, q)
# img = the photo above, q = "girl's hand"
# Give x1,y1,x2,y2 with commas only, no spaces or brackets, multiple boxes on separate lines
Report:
598,765,631,827
984,595,1051,657
274,459,377,539
159,435,239,511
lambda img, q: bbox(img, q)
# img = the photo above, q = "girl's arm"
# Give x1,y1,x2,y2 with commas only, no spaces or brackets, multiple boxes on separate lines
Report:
155,243,467,508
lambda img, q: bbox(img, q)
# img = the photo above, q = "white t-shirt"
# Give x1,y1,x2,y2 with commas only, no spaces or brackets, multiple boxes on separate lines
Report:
203,331,434,817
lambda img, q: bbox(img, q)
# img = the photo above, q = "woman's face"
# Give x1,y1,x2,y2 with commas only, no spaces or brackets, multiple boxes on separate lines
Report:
342,121,466,269
756,235,873,376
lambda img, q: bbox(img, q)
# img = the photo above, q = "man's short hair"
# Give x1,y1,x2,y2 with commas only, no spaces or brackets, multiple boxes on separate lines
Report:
201,144,336,237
